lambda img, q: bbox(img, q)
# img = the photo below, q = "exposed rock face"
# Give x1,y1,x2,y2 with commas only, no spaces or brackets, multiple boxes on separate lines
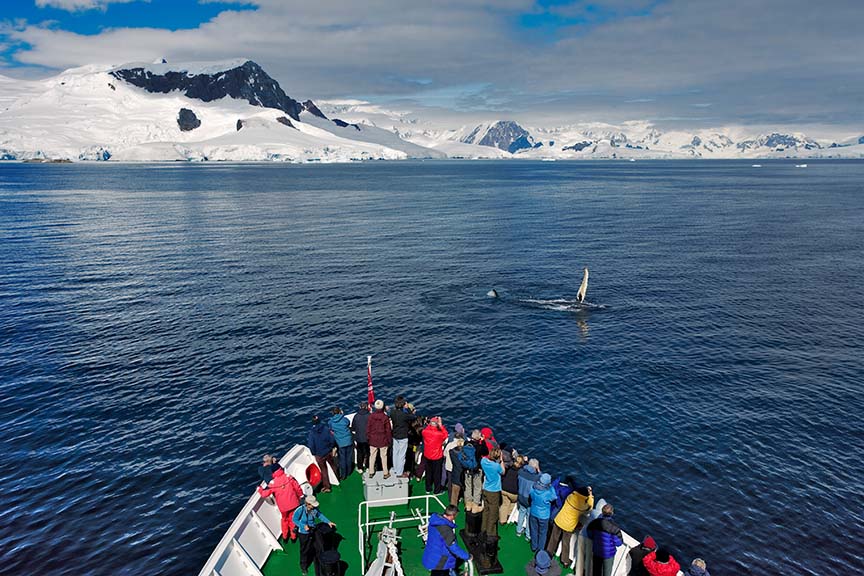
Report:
462,120,534,152
275,116,296,128
332,118,361,131
737,132,821,151
112,60,303,121
236,119,244,131
302,100,328,120
177,108,201,131
563,141,593,152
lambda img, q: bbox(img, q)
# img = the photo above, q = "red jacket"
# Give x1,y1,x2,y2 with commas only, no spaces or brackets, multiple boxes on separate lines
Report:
643,551,681,576
421,424,449,459
367,410,393,447
257,468,303,513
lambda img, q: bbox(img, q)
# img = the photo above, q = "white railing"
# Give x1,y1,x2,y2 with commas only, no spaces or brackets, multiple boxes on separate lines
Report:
357,493,473,576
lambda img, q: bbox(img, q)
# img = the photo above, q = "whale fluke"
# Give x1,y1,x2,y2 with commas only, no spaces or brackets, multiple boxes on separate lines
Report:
487,288,499,298
577,267,589,303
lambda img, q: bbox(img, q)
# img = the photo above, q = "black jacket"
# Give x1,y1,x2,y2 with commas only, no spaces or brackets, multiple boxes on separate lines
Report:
351,410,370,443
390,409,416,440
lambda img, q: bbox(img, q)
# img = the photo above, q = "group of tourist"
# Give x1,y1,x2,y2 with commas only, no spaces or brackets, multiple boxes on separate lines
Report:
256,397,712,576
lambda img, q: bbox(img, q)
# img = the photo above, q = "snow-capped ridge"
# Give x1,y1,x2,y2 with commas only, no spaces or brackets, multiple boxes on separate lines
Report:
110,59,303,120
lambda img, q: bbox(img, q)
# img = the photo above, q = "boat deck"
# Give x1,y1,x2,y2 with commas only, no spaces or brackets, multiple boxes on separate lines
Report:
261,472,537,576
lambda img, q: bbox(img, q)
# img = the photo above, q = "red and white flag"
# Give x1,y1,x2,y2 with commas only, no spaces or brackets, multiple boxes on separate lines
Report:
366,355,375,405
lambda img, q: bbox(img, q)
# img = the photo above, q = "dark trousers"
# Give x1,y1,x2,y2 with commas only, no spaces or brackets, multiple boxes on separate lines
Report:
424,456,444,493
356,442,370,471
592,555,615,576
337,445,354,479
315,453,334,490
481,490,501,536
299,532,316,572
546,522,574,566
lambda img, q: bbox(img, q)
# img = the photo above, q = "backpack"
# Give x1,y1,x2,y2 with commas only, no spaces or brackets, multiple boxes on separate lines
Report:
457,443,477,470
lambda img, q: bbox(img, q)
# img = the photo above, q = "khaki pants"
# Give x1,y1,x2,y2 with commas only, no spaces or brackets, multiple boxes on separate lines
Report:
463,470,483,513
449,483,462,507
369,445,389,476
499,490,518,524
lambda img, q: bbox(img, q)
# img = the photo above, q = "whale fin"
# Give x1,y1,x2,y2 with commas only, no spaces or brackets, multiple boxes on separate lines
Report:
577,267,589,303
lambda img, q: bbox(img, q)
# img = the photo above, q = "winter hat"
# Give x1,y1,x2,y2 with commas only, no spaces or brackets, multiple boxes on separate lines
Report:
374,399,384,410
655,548,670,563
538,473,552,487
642,535,657,549
455,423,465,436
576,486,590,497
534,550,551,574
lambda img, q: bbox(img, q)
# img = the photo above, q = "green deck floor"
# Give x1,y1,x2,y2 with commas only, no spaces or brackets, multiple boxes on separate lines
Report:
261,473,546,576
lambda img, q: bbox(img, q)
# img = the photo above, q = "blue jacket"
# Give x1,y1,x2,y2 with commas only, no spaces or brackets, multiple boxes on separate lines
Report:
422,513,470,570
518,465,539,507
308,421,336,457
687,565,710,576
587,514,623,559
480,457,504,492
292,505,331,535
529,484,558,519
329,414,353,448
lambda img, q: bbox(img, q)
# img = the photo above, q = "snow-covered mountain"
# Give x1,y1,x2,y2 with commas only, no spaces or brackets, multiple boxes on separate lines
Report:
1,59,862,162
0,60,442,162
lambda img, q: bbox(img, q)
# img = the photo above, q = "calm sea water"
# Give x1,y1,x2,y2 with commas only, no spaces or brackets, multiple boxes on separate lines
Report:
1,161,863,575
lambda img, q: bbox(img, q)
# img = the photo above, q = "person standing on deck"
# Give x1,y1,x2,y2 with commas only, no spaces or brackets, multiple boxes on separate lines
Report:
627,535,657,576
445,429,466,507
685,558,711,576
307,415,336,493
422,416,449,494
517,458,540,540
257,465,304,541
528,473,557,552
258,454,278,484
525,549,562,576
443,423,464,488
351,401,371,474
292,495,336,576
367,399,392,478
422,504,472,576
500,452,522,525
546,485,593,567
642,548,681,576
480,447,505,536
587,503,624,576
390,396,416,477
328,407,353,480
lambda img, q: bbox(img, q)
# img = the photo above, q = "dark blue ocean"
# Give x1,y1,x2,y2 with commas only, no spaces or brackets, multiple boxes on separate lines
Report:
1,161,863,575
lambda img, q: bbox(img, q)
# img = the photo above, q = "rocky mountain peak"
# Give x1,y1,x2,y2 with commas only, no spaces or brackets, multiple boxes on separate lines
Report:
110,60,302,120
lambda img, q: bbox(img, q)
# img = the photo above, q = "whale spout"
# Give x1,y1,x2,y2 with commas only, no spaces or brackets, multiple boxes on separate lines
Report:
577,267,589,303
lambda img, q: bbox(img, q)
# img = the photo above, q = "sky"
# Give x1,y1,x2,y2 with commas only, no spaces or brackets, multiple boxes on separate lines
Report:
1,0,862,133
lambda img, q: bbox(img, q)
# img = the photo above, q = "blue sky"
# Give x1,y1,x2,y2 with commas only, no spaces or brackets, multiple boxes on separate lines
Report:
1,0,862,131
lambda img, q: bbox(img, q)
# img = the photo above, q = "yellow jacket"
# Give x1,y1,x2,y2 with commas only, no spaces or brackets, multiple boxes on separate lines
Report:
553,491,594,532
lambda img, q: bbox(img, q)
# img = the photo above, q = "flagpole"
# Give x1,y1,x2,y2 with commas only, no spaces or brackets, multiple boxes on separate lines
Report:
366,355,375,405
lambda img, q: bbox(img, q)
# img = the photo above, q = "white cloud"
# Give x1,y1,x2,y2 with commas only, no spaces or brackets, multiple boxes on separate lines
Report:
35,0,140,12
4,0,864,129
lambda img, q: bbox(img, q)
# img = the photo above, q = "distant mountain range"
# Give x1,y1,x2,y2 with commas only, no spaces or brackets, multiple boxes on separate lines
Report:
1,59,862,162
